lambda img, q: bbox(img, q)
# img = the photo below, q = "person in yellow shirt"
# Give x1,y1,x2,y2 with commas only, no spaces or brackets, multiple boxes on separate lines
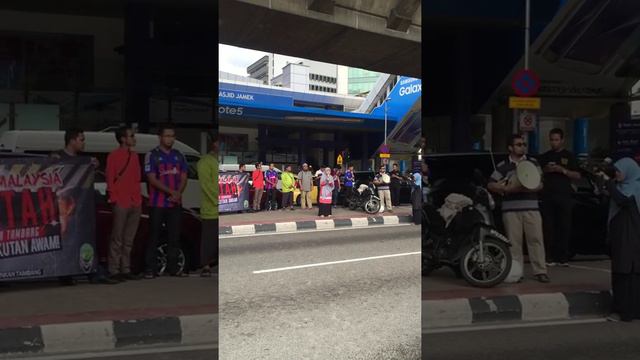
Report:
197,132,218,276
281,165,296,211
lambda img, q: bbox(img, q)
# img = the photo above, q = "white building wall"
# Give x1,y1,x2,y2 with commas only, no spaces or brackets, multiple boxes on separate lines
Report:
337,65,349,95
282,63,310,93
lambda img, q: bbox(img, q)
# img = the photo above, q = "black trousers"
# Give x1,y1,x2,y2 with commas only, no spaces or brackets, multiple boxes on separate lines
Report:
391,184,401,206
282,192,293,209
200,219,218,267
146,206,182,274
266,188,277,209
541,195,574,263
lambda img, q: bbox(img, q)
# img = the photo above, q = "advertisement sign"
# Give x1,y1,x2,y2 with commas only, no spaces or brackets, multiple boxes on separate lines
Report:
0,157,97,281
219,171,250,213
371,77,422,120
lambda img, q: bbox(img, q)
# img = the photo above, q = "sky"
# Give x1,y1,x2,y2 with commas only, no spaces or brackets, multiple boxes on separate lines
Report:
218,44,305,77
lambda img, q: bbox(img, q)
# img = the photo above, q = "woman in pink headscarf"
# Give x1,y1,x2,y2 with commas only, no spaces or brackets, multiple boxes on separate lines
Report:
318,167,335,218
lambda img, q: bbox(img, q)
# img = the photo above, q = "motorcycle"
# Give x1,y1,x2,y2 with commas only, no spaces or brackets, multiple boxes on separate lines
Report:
423,182,512,288
346,181,381,214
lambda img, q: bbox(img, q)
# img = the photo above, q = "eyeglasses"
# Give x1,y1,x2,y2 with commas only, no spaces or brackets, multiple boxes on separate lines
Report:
513,143,527,147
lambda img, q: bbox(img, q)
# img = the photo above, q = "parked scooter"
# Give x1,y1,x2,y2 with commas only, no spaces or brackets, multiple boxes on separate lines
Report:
423,179,512,288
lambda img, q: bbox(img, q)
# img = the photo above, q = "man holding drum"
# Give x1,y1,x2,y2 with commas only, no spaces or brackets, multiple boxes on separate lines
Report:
488,134,550,283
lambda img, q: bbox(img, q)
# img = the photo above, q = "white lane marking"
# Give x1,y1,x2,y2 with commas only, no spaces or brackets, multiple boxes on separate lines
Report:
423,318,607,334
252,251,421,274
220,223,414,239
14,344,218,360
568,265,611,273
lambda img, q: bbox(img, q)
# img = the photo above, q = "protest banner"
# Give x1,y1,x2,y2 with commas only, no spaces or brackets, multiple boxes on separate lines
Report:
219,171,250,213
0,157,97,281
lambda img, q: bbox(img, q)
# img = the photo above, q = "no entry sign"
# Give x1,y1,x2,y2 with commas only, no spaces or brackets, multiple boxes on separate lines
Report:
512,69,540,97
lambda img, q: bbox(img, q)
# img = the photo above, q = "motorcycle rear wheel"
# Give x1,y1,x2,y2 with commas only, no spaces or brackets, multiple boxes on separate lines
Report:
459,237,511,288
364,198,381,214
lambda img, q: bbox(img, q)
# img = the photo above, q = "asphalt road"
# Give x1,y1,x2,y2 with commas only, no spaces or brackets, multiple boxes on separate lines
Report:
219,225,422,360
423,320,640,360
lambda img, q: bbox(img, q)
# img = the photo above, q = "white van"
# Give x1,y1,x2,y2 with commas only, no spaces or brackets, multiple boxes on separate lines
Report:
0,130,203,210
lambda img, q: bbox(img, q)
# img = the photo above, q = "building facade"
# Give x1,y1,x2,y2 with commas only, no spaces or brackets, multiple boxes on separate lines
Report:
245,53,379,97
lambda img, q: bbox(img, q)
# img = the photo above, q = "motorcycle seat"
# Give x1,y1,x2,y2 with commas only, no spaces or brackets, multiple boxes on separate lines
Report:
423,204,447,236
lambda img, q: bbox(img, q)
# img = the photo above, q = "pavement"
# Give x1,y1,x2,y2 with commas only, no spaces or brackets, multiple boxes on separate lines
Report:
0,276,218,358
423,320,640,360
219,225,421,360
423,258,613,329
220,205,416,236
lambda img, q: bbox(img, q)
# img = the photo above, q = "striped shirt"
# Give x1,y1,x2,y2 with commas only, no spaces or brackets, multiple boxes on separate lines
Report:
144,147,188,208
490,155,542,212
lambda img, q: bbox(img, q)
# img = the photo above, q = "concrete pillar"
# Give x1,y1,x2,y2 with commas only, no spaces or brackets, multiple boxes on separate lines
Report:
323,146,329,168
491,104,510,152
361,134,369,171
124,3,152,132
298,129,306,165
258,125,267,162
451,31,472,152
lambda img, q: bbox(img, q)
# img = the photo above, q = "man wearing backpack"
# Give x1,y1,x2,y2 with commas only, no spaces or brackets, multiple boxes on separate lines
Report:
106,126,142,282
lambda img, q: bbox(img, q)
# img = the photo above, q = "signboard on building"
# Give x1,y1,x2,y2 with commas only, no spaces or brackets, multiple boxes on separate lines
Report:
0,158,97,281
219,172,250,213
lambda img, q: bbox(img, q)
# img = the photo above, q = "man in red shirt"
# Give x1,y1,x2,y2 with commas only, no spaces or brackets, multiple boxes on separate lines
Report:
106,126,142,281
252,162,265,211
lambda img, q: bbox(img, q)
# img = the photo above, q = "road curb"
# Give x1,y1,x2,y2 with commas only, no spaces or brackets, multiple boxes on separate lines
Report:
423,290,612,329
220,215,416,236
0,313,217,357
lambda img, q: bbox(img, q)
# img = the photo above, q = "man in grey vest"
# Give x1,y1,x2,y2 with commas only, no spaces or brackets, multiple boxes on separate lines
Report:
297,163,314,210
488,134,549,283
